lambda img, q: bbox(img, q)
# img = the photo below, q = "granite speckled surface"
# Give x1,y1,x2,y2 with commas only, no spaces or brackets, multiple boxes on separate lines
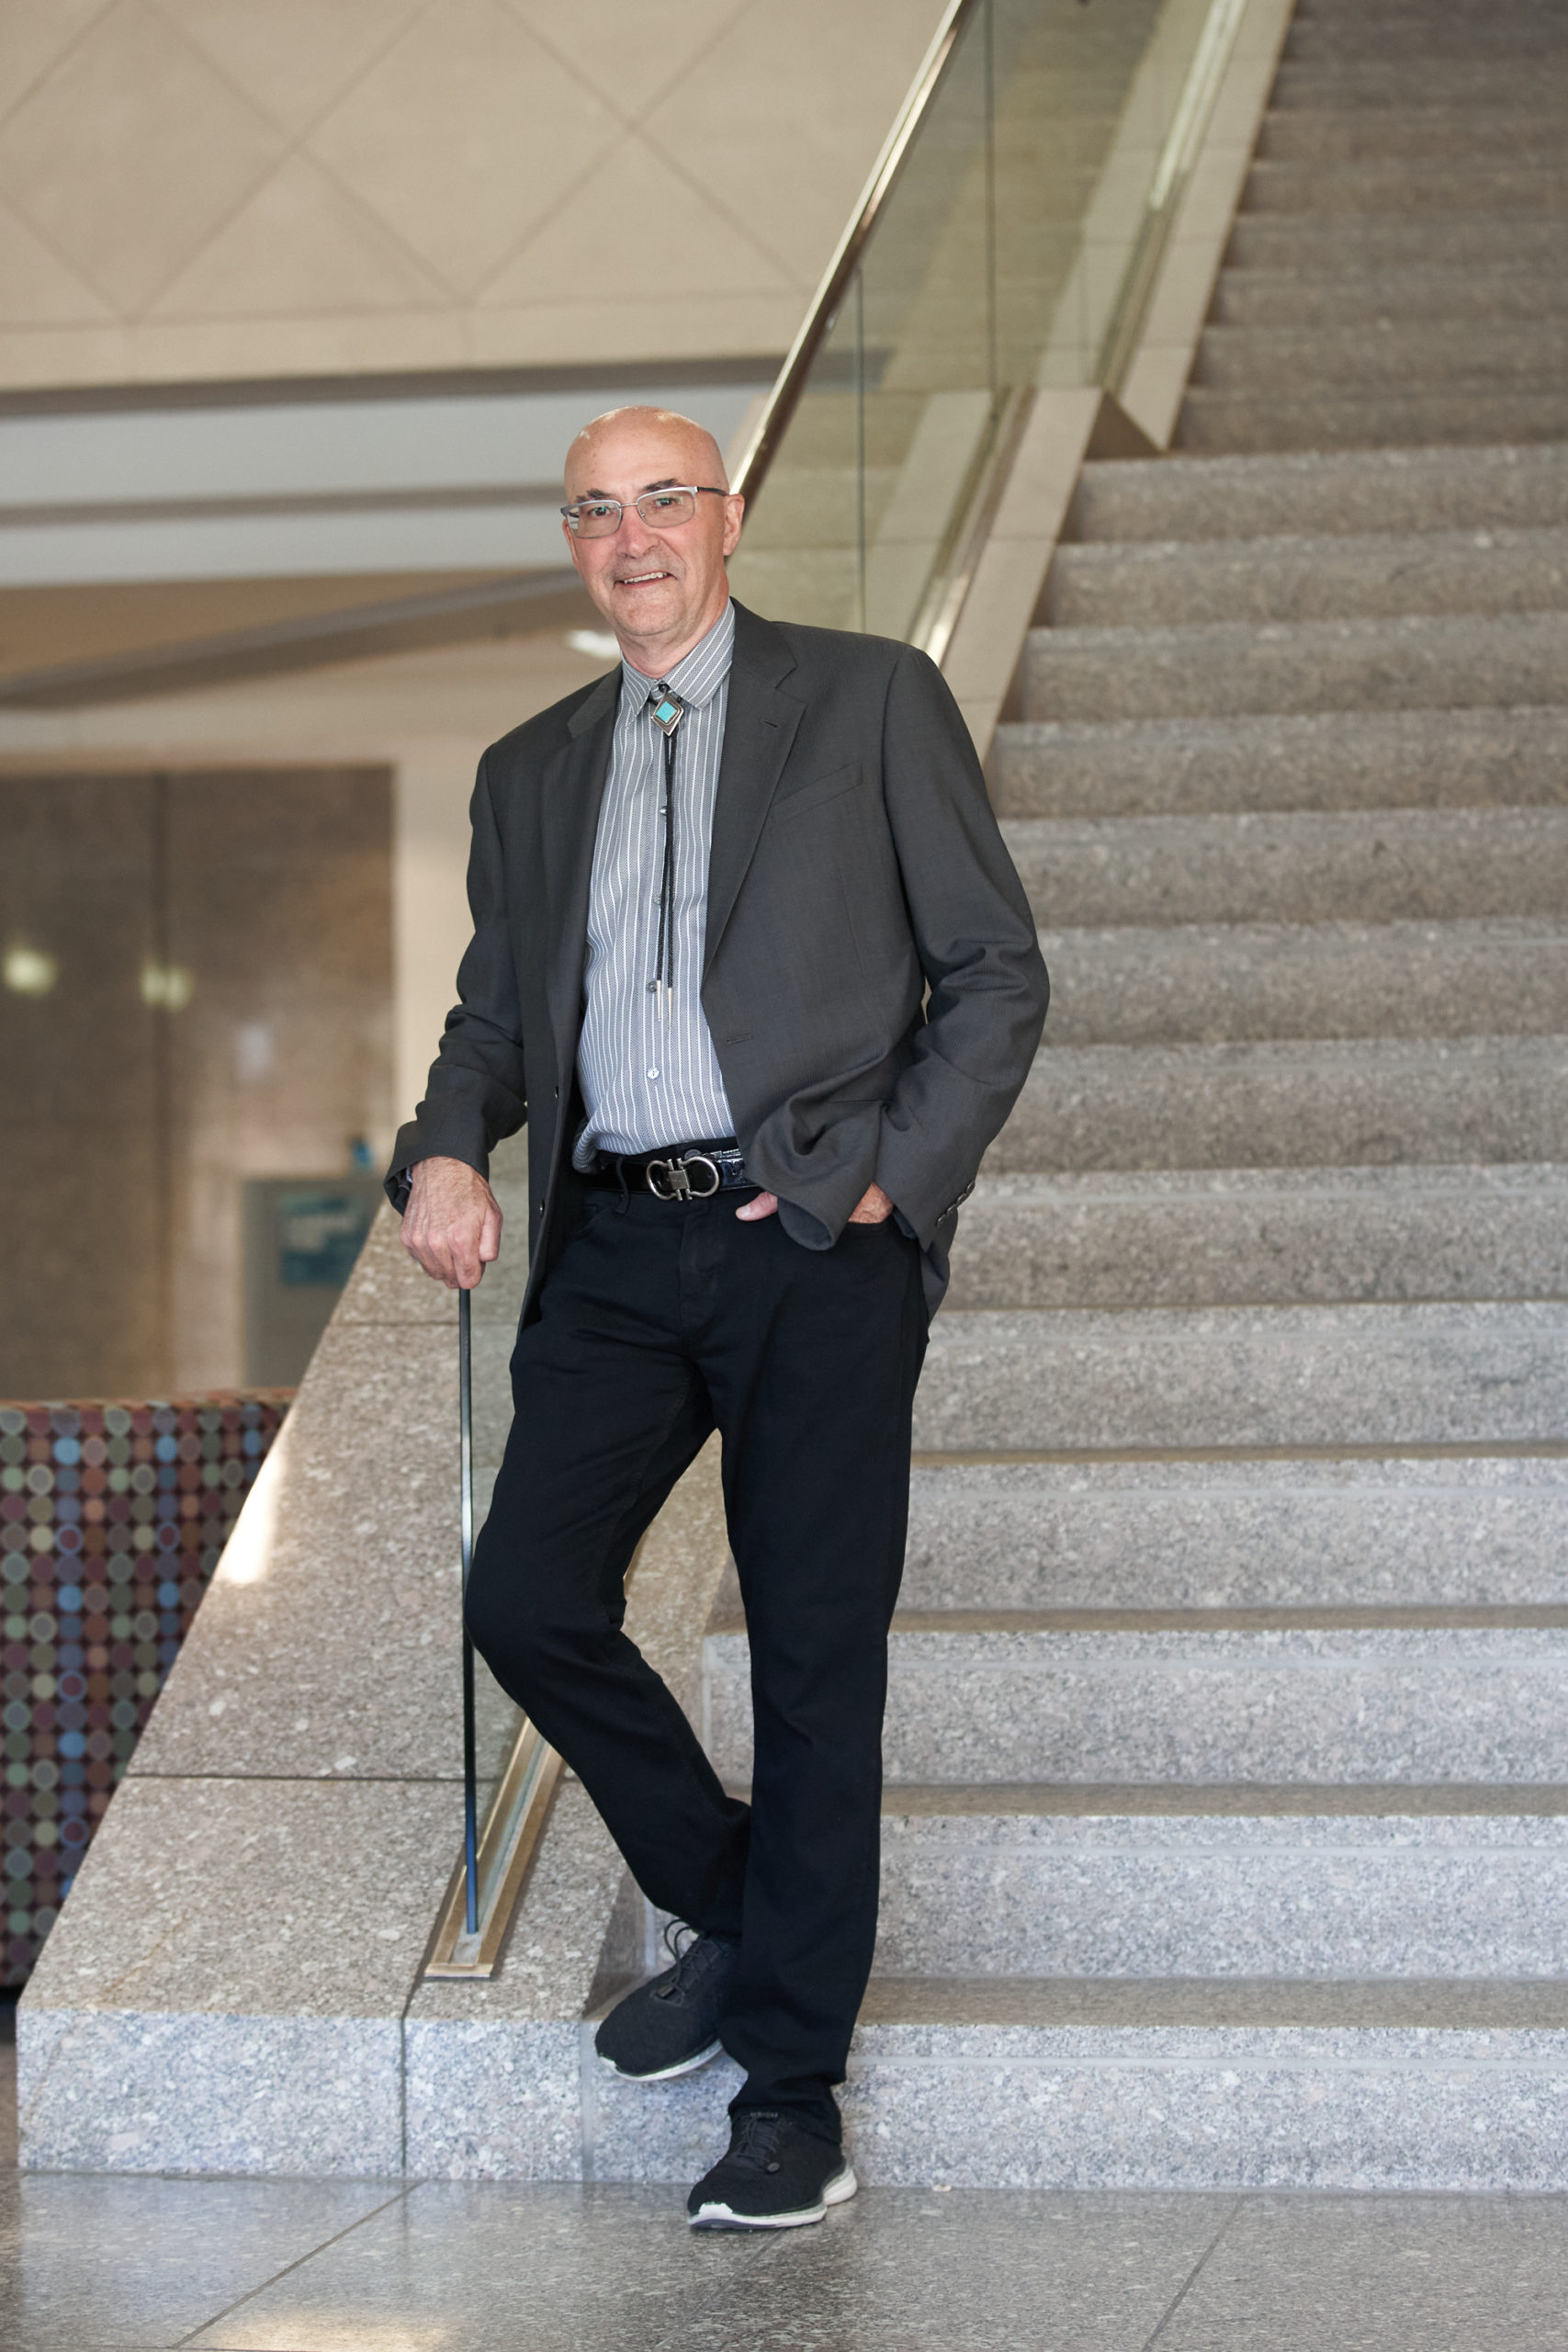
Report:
1036,919,1568,1050
706,1623,1568,1785
1024,610,1568,727
1009,801,1568,929
945,1164,1568,1310
333,1203,457,1327
129,1321,465,1782
1049,526,1568,633
840,2015,1568,2191
912,1302,1568,1452
900,1456,1568,1611
990,705,1568,821
406,1787,629,2179
996,1035,1568,1173
17,1776,457,2174
873,1804,1568,1977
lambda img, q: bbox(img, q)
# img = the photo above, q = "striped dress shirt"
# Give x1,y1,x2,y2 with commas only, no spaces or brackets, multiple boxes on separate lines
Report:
572,600,738,1165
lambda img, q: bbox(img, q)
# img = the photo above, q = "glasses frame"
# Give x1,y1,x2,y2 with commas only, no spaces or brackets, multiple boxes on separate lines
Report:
560,484,731,537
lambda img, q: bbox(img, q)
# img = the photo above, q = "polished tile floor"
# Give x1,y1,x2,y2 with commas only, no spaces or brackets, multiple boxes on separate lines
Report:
3,2005,1566,2351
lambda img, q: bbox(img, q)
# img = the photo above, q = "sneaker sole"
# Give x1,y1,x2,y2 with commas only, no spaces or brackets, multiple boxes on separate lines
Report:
688,2161,859,2232
598,2036,724,2084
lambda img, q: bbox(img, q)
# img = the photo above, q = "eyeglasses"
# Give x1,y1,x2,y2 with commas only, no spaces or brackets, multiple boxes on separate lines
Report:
560,485,728,537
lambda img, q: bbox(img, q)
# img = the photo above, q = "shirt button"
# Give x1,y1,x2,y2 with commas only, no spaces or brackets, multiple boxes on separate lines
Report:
647,1068,660,1080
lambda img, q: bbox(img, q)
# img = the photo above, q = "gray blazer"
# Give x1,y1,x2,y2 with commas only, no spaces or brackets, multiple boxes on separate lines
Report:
387,599,1048,1317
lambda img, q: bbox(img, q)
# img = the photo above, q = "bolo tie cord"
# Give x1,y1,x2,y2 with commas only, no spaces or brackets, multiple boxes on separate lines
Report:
649,684,683,1020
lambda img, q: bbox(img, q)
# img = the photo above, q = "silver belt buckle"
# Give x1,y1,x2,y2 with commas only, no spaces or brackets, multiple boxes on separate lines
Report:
646,1151,721,1202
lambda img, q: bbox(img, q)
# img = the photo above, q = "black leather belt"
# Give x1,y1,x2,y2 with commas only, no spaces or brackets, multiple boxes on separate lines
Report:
592,1139,753,1201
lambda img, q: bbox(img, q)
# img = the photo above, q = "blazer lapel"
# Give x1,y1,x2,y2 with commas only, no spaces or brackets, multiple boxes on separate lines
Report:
704,602,803,979
541,667,619,1076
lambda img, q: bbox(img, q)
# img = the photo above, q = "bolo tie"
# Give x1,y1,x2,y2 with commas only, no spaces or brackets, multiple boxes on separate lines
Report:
648,683,684,1018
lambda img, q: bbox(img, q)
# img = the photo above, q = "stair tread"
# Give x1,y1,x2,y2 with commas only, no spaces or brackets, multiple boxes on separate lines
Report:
880,1781,1568,1818
709,1605,1568,1638
857,1976,1568,2030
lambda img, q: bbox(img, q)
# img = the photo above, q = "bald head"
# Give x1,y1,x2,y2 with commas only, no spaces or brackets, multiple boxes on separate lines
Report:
565,406,728,501
560,403,744,675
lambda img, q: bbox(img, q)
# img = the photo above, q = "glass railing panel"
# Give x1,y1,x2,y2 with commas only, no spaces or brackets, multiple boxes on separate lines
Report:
730,0,1248,650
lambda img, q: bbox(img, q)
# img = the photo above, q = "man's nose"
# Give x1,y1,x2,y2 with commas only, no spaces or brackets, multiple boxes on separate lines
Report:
615,511,661,558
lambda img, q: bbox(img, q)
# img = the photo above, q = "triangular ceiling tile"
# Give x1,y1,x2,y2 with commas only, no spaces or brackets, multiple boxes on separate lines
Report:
155,0,427,136
480,134,791,308
645,0,940,287
502,0,748,115
0,0,115,121
150,154,446,317
0,193,115,320
0,0,285,311
308,0,619,297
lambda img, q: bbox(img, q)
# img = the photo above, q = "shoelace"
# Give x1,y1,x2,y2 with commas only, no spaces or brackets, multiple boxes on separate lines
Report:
652,1921,729,2007
727,2109,787,2174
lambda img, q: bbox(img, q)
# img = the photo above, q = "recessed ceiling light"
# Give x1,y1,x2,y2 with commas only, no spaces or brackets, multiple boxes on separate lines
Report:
3,945,57,996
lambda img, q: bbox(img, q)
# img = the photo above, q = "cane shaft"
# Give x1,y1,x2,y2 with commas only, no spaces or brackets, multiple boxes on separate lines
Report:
458,1286,479,1937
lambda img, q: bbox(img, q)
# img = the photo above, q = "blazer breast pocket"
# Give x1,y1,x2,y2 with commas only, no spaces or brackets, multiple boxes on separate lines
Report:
766,762,863,827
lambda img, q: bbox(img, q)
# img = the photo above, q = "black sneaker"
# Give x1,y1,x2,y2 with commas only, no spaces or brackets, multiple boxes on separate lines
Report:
594,1925,737,2082
687,2109,857,2231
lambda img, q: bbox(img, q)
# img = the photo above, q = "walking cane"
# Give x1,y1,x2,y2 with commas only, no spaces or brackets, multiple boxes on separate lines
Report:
458,1285,479,1937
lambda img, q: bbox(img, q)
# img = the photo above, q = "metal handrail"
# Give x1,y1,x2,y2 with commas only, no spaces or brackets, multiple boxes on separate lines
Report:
729,0,984,505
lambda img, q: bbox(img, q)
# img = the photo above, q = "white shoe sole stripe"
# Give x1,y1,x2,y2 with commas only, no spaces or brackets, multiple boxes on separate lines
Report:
688,2163,858,2230
601,2036,723,2083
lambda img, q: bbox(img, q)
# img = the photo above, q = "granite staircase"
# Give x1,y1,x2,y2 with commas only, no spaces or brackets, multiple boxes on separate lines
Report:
698,0,1568,2189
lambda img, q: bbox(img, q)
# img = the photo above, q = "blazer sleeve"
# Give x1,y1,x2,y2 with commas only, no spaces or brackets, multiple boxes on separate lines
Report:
383,752,528,1214
872,645,1049,1243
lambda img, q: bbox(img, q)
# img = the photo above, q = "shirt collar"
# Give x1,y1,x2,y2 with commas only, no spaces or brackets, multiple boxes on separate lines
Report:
621,598,735,714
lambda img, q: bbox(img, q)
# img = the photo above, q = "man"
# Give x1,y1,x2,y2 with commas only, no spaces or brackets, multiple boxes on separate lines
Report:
391,405,1047,2228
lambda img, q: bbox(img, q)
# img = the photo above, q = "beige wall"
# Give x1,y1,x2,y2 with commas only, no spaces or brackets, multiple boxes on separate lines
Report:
0,0,945,391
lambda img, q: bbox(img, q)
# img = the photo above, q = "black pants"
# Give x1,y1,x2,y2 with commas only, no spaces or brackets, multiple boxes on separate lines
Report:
465,1181,929,2140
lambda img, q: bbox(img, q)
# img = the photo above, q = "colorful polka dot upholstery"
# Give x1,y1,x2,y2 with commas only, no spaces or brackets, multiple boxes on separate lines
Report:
0,1394,291,1987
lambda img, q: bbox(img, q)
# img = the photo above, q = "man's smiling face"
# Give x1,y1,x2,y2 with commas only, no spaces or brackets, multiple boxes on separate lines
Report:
561,407,744,674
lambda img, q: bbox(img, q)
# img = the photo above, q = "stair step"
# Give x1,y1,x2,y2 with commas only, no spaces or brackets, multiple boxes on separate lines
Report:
1273,60,1568,112
1285,19,1568,65
1000,1035,1568,1172
1227,208,1563,274
1094,446,1568,553
945,1164,1568,1311
1021,611,1568,725
1244,158,1568,217
585,1973,1568,2189
1003,808,1568,925
1256,106,1568,165
1048,526,1568,630
1213,264,1568,330
991,706,1568,820
1180,389,1568,458
1037,918,1568,1047
901,1454,1568,1611
705,1609,1568,1782
1192,318,1568,400
1071,446,1568,547
874,1789,1568,1978
911,1301,1568,1453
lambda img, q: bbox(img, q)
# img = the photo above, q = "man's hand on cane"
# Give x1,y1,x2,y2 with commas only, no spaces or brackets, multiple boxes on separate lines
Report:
400,1156,503,1289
